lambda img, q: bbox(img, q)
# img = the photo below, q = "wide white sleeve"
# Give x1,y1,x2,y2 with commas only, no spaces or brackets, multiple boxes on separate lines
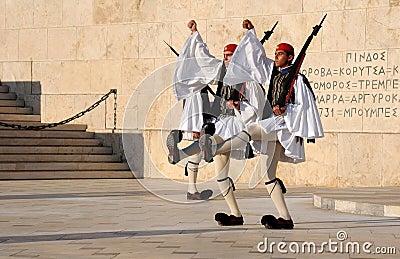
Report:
239,81,266,125
283,75,324,139
178,92,204,133
173,31,223,100
224,29,274,86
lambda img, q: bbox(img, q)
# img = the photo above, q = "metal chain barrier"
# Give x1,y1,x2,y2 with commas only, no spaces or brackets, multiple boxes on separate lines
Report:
0,89,117,131
113,89,117,132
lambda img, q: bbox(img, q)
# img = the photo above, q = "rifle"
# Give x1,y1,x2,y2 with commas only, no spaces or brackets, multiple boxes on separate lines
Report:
260,21,278,44
277,14,327,107
163,40,180,57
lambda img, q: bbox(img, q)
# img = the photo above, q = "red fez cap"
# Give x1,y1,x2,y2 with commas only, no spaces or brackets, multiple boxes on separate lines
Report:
223,44,237,53
276,43,294,56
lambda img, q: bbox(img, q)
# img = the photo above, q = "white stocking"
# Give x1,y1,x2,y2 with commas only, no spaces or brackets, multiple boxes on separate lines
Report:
214,124,275,155
186,154,201,194
179,141,201,160
215,131,251,155
215,152,241,217
265,142,291,220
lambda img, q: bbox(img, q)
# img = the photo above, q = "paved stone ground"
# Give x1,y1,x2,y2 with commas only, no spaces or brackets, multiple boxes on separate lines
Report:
0,179,399,258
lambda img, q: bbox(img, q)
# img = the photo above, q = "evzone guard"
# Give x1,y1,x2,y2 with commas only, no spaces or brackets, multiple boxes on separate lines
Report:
168,20,265,202
165,21,214,200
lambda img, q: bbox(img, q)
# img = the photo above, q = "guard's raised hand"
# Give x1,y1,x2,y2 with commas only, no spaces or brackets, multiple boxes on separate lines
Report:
242,19,254,30
188,20,197,34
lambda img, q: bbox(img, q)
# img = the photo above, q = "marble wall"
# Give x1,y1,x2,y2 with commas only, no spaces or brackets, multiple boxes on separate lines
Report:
0,0,399,187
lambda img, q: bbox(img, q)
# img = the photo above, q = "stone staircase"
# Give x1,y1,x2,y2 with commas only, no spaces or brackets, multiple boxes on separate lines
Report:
0,83,134,180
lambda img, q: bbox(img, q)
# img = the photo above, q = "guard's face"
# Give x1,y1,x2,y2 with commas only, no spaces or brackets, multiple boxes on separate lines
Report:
223,51,233,66
274,50,293,68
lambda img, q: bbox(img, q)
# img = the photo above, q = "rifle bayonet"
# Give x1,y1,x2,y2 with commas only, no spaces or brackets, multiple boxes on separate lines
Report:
260,21,278,44
163,40,179,57
312,13,327,36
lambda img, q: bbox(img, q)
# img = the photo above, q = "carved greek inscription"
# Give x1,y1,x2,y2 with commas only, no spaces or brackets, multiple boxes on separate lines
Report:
301,51,399,120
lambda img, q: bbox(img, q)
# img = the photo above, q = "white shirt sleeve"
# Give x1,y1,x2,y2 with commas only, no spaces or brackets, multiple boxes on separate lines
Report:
224,29,274,86
284,75,324,139
178,92,204,133
239,81,266,125
173,31,223,100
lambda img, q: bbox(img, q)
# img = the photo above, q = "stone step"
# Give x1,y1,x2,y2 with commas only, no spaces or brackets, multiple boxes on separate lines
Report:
0,93,17,100
0,114,41,122
0,107,33,114
0,85,9,93
0,138,103,146
0,154,121,162
0,85,129,181
0,129,94,138
0,122,87,131
0,146,113,154
0,170,134,179
0,99,25,107
0,162,130,171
